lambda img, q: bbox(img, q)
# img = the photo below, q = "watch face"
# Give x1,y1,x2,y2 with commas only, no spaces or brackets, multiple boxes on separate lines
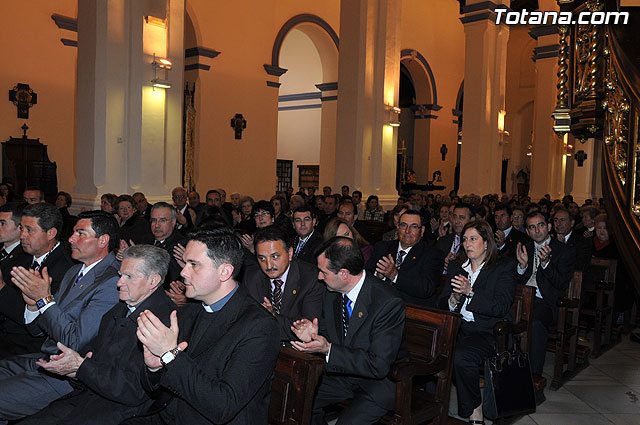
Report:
161,351,175,365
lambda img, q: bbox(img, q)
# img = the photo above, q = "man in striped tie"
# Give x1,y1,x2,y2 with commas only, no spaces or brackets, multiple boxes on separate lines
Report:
291,236,406,425
243,225,324,341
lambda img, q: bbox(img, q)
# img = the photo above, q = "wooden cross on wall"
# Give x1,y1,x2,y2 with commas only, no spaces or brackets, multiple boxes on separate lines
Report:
9,83,37,119
575,150,588,167
230,113,247,139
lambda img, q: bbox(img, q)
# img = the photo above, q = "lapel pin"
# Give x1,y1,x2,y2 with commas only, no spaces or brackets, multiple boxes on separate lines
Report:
358,312,363,318
292,289,297,295
412,257,416,260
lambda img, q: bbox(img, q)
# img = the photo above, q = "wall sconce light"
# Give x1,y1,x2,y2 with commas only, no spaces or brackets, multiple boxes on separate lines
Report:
386,105,401,127
498,109,510,145
152,53,172,89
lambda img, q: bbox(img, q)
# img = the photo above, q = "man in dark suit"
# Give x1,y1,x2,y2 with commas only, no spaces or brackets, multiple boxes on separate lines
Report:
436,203,475,273
291,237,406,425
0,210,120,423
0,202,33,358
172,187,197,233
291,206,324,265
494,203,528,259
150,202,187,289
516,211,575,376
366,210,444,306
0,203,74,359
18,245,177,425
126,228,280,425
552,207,592,272
243,225,324,341
337,200,372,244
133,192,154,222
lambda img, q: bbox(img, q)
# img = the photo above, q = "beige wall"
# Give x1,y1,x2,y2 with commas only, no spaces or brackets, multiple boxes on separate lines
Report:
186,0,339,201
0,0,78,194
505,25,536,196
400,0,465,195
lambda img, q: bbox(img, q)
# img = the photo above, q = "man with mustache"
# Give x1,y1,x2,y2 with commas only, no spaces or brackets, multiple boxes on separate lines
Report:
242,225,324,341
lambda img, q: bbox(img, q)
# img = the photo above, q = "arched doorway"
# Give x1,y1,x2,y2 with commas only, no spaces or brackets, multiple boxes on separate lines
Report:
398,49,438,187
268,15,339,193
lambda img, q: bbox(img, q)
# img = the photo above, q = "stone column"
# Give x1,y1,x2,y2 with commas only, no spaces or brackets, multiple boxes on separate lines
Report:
73,0,184,211
459,0,510,195
335,0,402,207
529,25,564,200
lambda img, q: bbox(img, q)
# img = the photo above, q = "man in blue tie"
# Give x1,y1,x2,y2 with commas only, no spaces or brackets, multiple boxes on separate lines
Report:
291,236,406,425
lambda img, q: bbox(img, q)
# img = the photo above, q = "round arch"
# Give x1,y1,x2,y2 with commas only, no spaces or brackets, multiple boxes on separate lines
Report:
268,14,339,82
400,49,438,106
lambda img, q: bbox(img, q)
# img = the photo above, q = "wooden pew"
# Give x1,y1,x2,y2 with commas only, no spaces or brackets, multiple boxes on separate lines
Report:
364,220,388,245
379,305,462,425
547,271,591,390
580,257,618,357
269,347,325,425
494,284,536,354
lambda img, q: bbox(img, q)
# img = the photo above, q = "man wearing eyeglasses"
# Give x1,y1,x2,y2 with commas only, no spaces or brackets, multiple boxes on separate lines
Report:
150,203,186,290
291,206,324,265
516,210,575,378
365,210,444,307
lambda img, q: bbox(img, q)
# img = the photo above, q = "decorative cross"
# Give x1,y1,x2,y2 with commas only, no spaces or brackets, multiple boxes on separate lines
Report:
9,83,37,119
575,150,588,167
21,124,29,138
440,144,448,161
230,113,247,139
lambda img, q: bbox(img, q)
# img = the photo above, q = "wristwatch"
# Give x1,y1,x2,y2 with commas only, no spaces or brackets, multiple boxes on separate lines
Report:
35,295,55,309
468,291,475,298
160,346,182,367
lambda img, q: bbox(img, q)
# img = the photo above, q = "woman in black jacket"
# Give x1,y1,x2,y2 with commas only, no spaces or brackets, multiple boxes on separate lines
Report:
438,220,516,424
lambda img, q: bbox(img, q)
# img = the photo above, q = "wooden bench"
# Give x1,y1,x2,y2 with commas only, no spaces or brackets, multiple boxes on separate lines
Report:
269,347,325,425
547,271,591,390
379,305,462,425
580,257,618,357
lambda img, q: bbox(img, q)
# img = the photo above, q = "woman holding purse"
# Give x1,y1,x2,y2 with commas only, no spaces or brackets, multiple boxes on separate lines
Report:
438,220,516,424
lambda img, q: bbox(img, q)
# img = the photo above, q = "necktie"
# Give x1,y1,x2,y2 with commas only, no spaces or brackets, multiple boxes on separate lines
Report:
395,250,406,269
294,238,306,257
154,240,162,247
342,294,352,336
31,260,41,271
74,271,84,286
272,279,283,315
452,234,461,254
526,247,539,289
0,249,8,262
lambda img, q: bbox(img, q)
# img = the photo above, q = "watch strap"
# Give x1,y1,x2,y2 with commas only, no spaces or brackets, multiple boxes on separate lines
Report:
36,295,55,309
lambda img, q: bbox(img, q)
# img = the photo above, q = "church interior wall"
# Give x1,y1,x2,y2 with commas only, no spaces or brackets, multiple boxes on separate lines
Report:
400,0,465,196
186,0,339,201
0,0,78,194
505,25,536,195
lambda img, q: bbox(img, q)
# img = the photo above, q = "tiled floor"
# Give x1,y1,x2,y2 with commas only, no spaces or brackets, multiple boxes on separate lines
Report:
447,334,640,425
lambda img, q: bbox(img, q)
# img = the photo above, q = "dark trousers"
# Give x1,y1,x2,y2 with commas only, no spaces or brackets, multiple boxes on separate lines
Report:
311,375,390,425
530,298,554,375
453,321,495,418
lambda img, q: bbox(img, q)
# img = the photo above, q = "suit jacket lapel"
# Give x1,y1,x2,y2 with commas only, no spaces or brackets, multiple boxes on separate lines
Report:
344,275,371,344
400,242,423,271
280,262,300,314
331,293,344,343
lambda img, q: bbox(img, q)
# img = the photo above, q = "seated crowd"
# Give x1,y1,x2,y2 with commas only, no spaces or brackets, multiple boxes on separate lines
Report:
0,182,633,425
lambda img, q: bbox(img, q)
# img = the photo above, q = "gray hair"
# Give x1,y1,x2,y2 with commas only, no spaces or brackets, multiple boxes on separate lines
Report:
151,202,177,220
122,244,170,282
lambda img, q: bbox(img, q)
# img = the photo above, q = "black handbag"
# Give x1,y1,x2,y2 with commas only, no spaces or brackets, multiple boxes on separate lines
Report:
483,343,536,419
